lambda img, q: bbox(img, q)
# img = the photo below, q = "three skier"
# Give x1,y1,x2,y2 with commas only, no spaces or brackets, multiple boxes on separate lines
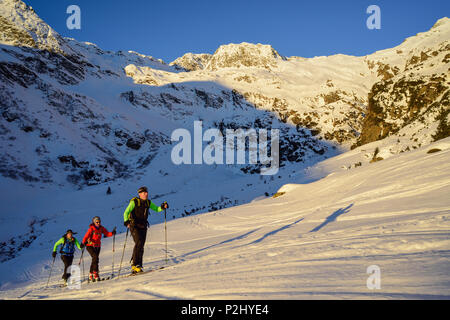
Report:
50,186,169,285
123,186,169,273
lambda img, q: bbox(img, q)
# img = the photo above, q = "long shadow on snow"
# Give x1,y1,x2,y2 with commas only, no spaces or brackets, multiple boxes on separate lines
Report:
309,203,354,233
157,217,304,265
176,228,260,261
247,217,305,245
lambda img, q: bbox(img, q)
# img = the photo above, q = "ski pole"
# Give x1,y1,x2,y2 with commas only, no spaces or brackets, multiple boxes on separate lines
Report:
111,231,115,278
46,255,56,288
145,220,151,266
164,209,168,265
78,247,85,265
78,247,85,283
117,228,129,278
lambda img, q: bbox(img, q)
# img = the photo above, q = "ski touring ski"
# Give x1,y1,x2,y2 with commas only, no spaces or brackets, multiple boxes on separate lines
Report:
125,266,167,278
87,275,113,283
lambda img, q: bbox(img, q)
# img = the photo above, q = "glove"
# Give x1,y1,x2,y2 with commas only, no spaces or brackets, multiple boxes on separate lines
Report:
80,243,85,249
52,251,57,258
161,202,169,210
124,220,130,227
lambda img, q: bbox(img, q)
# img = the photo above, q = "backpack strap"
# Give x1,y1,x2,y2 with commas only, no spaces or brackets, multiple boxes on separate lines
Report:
60,237,74,254
132,197,140,207
132,197,150,208
131,197,151,223
131,198,138,222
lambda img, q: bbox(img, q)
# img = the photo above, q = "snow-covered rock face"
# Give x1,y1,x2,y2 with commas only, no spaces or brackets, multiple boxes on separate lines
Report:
356,18,450,150
205,42,286,71
169,43,285,72
170,53,212,71
0,0,77,56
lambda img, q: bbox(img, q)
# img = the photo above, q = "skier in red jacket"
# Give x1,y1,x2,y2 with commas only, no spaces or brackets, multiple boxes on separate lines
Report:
82,216,116,282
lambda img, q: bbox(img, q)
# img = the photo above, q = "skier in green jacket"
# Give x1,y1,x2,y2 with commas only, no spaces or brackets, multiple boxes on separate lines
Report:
123,186,169,273
52,229,84,284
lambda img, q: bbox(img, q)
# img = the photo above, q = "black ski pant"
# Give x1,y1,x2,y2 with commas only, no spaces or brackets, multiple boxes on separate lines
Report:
86,246,101,273
130,226,147,267
60,255,74,280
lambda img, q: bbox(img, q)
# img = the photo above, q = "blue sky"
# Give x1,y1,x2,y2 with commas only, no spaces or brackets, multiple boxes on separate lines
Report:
22,0,449,63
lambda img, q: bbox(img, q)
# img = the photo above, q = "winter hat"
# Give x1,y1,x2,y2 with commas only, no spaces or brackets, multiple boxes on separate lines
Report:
137,186,148,194
92,216,101,223
64,229,76,237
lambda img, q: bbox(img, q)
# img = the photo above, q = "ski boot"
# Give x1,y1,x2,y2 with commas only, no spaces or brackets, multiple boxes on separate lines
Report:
131,265,143,274
93,271,100,282
62,274,69,287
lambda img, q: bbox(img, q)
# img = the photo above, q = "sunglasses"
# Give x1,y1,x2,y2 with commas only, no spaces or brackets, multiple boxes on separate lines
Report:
94,220,101,223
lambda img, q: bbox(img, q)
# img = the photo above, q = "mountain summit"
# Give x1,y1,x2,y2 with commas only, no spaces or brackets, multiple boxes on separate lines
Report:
0,0,76,55
170,43,286,72
206,42,286,71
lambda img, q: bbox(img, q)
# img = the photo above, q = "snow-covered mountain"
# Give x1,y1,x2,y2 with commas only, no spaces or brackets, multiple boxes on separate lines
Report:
0,0,449,297
170,42,286,72
1,0,448,189
0,0,338,190
147,20,450,152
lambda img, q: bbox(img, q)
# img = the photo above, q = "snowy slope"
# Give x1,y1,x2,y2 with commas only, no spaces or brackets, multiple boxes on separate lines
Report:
1,137,449,299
